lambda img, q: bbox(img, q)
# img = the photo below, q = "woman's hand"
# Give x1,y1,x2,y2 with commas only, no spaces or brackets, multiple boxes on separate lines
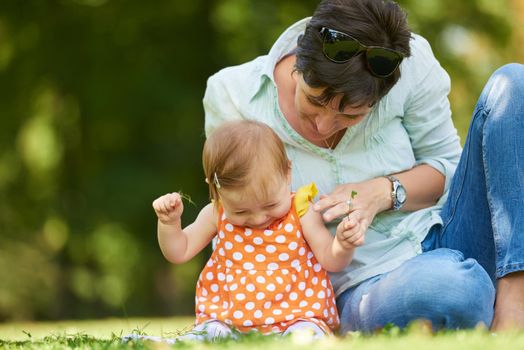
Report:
313,177,392,237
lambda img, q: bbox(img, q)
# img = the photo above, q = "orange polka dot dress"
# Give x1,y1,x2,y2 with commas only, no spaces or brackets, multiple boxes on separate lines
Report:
194,185,340,334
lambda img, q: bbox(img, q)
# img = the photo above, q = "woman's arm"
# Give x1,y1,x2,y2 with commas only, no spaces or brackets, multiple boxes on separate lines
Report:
153,193,217,264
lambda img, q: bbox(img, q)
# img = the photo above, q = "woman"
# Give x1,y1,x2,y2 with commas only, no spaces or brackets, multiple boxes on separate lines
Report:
203,0,524,332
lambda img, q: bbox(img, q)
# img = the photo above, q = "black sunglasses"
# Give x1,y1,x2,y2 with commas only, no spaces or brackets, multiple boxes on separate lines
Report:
319,27,404,78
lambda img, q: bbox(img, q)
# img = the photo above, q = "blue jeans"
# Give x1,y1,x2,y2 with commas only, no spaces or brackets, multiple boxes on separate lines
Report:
337,63,524,333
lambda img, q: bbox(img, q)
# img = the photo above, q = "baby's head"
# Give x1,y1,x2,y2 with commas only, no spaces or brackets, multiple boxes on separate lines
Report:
203,120,292,229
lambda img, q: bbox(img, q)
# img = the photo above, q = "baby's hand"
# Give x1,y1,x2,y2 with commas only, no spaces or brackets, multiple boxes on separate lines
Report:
152,192,184,225
335,215,365,249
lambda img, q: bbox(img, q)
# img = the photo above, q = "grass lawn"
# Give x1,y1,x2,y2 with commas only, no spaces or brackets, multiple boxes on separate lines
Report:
1,317,524,349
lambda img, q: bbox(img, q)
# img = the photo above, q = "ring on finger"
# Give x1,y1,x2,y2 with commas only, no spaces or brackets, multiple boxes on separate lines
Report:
345,198,353,212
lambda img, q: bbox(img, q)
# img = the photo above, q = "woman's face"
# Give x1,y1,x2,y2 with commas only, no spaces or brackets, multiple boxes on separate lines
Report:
293,74,371,143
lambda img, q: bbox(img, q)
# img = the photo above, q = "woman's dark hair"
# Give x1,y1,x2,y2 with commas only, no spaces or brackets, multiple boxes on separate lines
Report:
295,0,412,109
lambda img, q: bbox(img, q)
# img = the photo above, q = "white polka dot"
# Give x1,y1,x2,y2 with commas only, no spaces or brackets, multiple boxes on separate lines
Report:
266,245,276,254
225,223,234,232
233,310,244,319
266,283,276,292
198,304,205,312
312,302,321,310
312,277,318,285
289,292,298,300
253,237,263,245
210,284,219,292
226,260,233,267
307,252,314,259
323,309,329,318
275,293,283,301
264,301,272,309
201,288,208,296
218,248,225,256
276,276,284,284
211,312,217,318
275,235,286,243
304,270,309,278
265,317,275,325
305,311,315,318
244,228,252,236
296,230,302,238
254,310,263,318
305,288,314,297
218,231,225,239
284,223,293,232
230,283,238,291
285,284,292,292
264,229,273,236
233,252,243,260
298,247,306,256
281,269,289,275
298,282,306,290
299,300,308,308
267,263,279,270
291,275,297,282
226,275,234,282
234,235,243,243
288,242,298,250
266,270,274,276
280,302,289,308
313,263,322,272
273,309,282,315
246,283,256,292
317,291,325,299
246,301,255,310
255,254,266,262
212,296,220,303
244,244,255,253
256,292,265,300
243,262,254,270
327,289,332,297
256,276,266,284
235,293,246,300
206,272,214,280
207,260,214,267
278,253,289,261
222,301,229,309
224,241,233,250
224,319,232,325
291,259,301,268
285,314,294,321
243,320,253,327
240,276,246,284
330,307,335,314
321,279,327,287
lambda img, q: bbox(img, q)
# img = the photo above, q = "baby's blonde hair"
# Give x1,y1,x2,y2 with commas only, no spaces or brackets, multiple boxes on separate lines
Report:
203,120,290,204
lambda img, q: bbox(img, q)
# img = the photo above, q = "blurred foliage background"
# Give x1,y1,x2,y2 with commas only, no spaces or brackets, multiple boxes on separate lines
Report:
0,0,522,322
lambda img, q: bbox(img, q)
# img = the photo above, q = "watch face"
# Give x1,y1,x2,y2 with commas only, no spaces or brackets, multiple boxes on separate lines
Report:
397,186,407,204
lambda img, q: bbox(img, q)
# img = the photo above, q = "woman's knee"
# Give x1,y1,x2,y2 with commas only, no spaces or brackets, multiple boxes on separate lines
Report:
483,63,524,110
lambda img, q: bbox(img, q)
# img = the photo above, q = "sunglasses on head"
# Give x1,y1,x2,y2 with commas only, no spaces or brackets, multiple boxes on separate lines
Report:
319,27,405,78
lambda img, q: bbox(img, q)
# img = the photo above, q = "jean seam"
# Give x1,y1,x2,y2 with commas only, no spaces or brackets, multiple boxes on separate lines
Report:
481,107,505,279
497,263,524,278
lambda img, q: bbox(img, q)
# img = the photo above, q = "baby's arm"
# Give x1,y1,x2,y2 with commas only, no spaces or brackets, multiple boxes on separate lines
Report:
300,207,364,272
152,192,217,264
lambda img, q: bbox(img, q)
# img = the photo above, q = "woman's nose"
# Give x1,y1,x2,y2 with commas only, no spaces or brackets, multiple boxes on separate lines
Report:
314,114,335,133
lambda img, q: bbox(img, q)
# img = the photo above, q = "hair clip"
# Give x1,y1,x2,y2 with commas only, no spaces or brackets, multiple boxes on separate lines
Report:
213,172,221,189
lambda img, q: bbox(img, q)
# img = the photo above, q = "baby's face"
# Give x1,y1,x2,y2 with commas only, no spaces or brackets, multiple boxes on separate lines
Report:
219,178,292,230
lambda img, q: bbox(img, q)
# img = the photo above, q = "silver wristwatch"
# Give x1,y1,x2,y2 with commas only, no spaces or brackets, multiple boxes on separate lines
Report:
386,175,407,211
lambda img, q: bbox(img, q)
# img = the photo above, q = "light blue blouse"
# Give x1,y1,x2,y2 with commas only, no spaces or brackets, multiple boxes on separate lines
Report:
203,18,462,296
